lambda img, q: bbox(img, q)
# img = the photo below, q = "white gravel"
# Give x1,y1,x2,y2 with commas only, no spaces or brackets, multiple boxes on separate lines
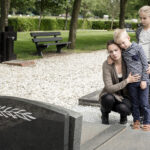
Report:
0,50,133,124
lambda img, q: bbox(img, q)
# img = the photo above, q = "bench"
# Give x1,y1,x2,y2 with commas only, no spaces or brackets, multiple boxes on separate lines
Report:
30,32,71,56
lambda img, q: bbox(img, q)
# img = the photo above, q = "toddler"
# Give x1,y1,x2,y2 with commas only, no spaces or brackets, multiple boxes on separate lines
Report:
114,29,150,131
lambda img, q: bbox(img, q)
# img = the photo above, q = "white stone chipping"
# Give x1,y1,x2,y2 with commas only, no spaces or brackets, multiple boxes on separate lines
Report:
0,50,133,124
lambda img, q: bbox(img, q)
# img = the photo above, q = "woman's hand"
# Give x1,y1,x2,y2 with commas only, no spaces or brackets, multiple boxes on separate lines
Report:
140,81,147,89
107,56,114,64
146,64,150,74
127,73,141,83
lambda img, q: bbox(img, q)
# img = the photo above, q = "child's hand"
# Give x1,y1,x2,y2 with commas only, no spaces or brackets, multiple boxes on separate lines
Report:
107,56,114,64
140,81,147,90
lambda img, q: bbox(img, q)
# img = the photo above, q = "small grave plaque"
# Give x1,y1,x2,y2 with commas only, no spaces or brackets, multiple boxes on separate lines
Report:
79,90,101,107
0,96,82,150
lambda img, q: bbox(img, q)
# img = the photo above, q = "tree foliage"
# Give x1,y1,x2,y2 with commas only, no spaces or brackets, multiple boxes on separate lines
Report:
126,0,150,19
10,0,35,15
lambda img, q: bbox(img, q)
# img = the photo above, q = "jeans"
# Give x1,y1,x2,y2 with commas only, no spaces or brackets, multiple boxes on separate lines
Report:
128,82,150,124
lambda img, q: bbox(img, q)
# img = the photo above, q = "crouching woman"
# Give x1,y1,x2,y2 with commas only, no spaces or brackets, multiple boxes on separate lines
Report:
99,40,140,124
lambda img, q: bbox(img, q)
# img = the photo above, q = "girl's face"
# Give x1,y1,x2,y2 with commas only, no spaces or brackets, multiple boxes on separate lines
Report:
139,12,150,28
107,44,122,61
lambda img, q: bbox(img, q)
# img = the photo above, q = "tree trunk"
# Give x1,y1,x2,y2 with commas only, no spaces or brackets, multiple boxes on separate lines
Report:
38,0,43,30
0,0,10,31
68,0,82,49
119,0,127,29
65,7,69,30
38,10,42,30
111,17,114,30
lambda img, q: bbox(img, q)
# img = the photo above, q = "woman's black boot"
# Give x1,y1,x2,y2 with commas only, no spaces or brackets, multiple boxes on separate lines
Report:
101,112,109,124
101,107,109,124
120,115,127,124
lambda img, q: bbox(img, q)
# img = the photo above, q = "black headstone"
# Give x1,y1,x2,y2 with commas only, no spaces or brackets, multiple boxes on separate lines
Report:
0,96,82,150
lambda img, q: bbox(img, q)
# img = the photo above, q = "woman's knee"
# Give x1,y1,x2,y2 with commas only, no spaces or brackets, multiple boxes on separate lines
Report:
101,94,115,110
115,103,131,115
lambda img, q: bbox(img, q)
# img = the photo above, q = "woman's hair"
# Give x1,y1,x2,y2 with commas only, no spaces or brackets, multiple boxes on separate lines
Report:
139,5,150,16
106,40,119,49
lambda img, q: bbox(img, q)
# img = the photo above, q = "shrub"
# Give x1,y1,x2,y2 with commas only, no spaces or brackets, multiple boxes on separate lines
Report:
40,18,57,30
8,17,139,31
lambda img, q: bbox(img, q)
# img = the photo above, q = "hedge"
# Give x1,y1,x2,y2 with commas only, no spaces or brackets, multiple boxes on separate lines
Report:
8,17,139,32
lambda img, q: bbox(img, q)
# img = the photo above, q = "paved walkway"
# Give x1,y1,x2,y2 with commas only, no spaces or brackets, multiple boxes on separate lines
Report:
81,122,150,150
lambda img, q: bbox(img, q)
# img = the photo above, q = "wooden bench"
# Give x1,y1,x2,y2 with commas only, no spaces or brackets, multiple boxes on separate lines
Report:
30,32,71,56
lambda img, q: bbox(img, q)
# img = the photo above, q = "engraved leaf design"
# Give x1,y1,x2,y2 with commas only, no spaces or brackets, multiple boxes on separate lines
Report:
0,106,36,121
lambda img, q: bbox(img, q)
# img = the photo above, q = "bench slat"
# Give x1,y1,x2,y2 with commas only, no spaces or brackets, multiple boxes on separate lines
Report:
41,41,71,46
30,32,61,37
33,37,62,43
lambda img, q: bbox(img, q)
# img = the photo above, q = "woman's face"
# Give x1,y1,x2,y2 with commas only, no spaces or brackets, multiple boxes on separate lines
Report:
107,44,122,61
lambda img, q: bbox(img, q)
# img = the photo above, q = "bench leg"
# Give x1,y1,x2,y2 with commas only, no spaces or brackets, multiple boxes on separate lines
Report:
37,48,43,57
56,44,66,53
56,45,61,53
36,45,46,57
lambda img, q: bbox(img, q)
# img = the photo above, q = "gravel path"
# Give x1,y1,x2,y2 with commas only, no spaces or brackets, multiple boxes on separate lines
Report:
0,50,133,124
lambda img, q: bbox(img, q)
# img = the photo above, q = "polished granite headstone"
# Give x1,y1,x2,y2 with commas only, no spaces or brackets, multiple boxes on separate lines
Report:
0,96,82,150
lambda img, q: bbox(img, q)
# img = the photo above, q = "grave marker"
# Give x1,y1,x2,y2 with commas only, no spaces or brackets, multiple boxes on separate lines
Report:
0,96,82,150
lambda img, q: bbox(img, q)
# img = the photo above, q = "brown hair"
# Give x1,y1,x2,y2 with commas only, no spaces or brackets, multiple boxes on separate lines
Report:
106,40,119,49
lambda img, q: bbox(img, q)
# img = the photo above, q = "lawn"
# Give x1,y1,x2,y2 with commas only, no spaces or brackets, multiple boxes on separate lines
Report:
14,30,136,60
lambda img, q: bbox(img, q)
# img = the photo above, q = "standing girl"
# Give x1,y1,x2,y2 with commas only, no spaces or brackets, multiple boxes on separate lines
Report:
136,5,150,62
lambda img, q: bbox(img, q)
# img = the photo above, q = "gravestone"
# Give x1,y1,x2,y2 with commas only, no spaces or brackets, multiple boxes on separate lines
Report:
0,96,82,150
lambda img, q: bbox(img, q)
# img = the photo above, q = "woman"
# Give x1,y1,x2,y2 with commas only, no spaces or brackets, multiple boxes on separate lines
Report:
99,40,141,125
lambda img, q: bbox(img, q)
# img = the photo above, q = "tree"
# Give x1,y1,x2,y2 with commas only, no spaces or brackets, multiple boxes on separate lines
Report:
63,0,73,30
10,0,35,15
126,0,150,19
98,0,120,29
80,0,93,19
119,0,128,28
0,0,11,31
68,0,82,49
35,0,66,29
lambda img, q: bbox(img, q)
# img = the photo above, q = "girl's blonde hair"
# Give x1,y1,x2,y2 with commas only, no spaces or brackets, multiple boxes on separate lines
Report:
139,5,150,16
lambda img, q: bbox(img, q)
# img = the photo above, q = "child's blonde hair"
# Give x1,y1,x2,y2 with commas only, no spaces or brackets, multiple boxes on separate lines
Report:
113,28,129,43
139,5,150,17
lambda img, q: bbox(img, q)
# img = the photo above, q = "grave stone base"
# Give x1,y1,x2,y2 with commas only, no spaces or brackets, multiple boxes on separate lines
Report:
2,60,35,67
78,90,101,107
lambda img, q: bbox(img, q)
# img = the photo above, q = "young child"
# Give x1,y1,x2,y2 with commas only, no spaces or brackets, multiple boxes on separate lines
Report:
136,5,150,63
114,28,150,131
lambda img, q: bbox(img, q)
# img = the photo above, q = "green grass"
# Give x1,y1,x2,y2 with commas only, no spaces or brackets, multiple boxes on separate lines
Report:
14,30,136,60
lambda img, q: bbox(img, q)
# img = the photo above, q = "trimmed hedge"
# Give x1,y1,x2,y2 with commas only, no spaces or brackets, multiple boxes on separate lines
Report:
8,17,139,32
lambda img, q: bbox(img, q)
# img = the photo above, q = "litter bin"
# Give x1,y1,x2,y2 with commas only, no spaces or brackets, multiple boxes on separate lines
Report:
0,26,17,62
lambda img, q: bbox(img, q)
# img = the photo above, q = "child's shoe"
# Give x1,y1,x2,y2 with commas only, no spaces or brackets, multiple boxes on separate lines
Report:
132,120,140,129
142,124,150,131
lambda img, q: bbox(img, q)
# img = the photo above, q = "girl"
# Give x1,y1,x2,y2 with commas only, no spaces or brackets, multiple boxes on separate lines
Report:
136,5,150,62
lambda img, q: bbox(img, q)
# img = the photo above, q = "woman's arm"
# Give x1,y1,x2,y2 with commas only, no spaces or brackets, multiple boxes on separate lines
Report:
103,62,128,93
103,62,141,93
